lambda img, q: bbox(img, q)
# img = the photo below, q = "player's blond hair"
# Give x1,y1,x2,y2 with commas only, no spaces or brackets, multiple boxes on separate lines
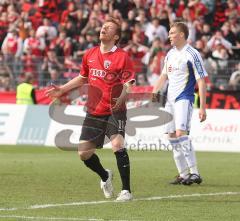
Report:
171,22,189,40
104,17,121,44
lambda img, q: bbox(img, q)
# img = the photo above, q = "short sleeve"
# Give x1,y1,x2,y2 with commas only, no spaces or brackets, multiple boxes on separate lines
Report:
161,55,168,75
191,51,208,80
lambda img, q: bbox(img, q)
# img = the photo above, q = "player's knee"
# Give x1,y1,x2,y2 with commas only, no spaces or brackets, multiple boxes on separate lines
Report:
111,141,123,152
175,130,187,138
168,133,176,138
78,150,93,161
110,135,124,151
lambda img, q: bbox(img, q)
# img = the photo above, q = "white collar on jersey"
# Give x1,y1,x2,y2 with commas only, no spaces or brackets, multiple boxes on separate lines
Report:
110,45,117,52
100,45,117,54
175,43,189,52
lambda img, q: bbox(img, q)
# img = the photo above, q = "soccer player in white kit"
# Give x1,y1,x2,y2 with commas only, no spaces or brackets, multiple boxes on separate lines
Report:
152,22,207,185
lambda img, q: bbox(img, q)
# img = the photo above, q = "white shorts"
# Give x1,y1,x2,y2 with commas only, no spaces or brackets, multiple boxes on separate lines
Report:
164,99,193,133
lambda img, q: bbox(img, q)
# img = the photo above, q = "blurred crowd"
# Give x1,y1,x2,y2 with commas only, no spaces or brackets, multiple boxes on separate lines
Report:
0,0,240,91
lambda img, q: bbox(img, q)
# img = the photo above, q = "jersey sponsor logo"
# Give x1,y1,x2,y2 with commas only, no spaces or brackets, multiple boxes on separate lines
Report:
104,60,111,69
168,65,172,72
90,68,107,78
168,64,180,72
89,68,133,82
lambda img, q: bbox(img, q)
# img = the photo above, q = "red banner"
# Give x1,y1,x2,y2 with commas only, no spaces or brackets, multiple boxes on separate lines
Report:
206,90,240,109
0,88,52,104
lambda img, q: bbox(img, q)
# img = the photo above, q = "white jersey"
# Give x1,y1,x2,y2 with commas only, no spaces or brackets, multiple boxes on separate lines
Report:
162,44,207,103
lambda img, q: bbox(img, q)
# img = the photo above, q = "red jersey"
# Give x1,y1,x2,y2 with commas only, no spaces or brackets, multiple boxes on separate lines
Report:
80,46,135,116
27,37,43,56
6,36,18,55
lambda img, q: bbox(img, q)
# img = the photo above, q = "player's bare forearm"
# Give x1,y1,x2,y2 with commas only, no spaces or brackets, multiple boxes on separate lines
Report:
197,78,206,109
118,82,132,102
45,76,87,99
60,76,87,94
197,78,207,122
152,74,168,93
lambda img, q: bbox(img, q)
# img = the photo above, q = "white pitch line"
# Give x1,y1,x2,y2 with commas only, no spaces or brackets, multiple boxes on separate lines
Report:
0,192,239,212
0,208,17,211
0,215,133,221
0,215,103,221
135,191,240,201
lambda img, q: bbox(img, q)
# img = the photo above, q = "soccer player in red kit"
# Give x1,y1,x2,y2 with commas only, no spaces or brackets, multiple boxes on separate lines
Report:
45,17,135,201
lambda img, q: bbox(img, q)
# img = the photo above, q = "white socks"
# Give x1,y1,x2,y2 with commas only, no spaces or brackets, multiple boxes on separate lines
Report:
169,137,189,179
170,136,199,177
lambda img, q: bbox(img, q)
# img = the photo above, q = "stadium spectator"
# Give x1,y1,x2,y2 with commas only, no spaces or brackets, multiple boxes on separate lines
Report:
21,51,38,81
64,20,78,39
0,51,12,90
36,0,59,24
221,21,237,46
73,35,89,59
175,0,186,18
158,8,171,32
196,23,212,41
81,16,101,36
148,55,162,86
136,72,148,86
124,40,148,74
207,30,232,52
45,67,63,87
119,19,132,46
60,2,76,24
63,37,73,57
225,0,239,19
36,18,57,44
101,0,113,15
145,17,168,43
16,72,37,104
181,8,196,44
126,9,136,29
111,0,131,19
146,39,166,85
15,18,31,41
213,0,227,29
6,4,19,24
188,0,208,21
23,29,45,57
132,22,149,46
135,8,148,30
40,49,64,86
1,29,23,78
229,63,240,90
0,11,9,48
89,2,106,23
49,30,67,57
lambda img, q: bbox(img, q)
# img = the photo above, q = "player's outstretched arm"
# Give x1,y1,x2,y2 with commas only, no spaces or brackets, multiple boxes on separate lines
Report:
197,78,207,122
45,76,87,100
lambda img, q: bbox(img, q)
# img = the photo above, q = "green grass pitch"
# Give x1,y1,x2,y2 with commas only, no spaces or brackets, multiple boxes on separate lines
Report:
0,145,240,221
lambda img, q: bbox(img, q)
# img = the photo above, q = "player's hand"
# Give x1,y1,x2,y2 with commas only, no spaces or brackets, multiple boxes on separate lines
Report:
199,108,207,122
45,84,63,100
151,93,159,102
